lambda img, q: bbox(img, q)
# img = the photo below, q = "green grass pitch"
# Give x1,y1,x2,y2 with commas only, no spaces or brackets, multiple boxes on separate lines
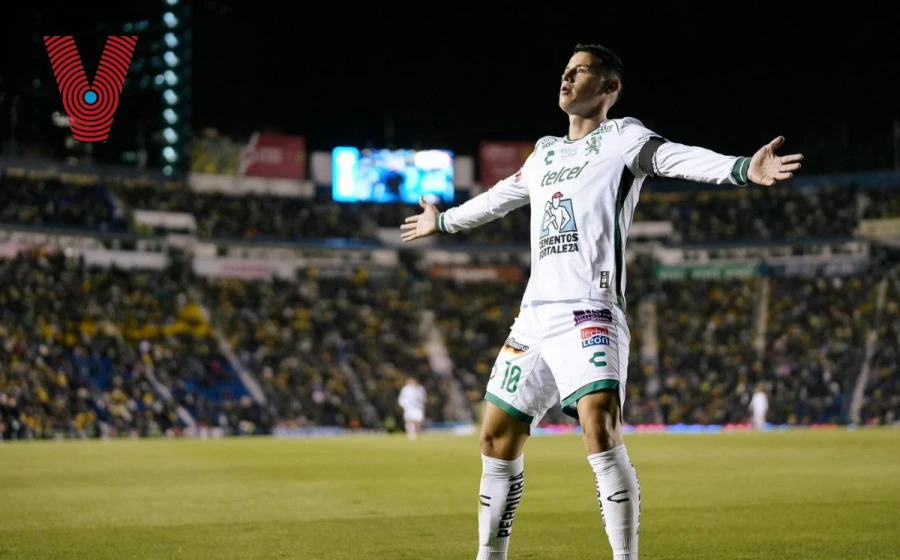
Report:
1,429,898,559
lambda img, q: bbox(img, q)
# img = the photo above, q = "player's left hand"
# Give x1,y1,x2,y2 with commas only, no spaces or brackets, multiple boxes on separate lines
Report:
748,136,803,186
400,196,439,242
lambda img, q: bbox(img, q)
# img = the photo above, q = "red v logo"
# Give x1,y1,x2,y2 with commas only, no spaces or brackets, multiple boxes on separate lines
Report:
43,36,138,143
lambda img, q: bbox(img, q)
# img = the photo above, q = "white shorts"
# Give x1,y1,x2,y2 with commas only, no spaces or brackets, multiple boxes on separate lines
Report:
484,300,630,428
403,408,424,423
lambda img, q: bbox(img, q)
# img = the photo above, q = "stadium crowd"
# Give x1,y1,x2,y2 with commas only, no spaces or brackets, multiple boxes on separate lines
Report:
1,170,898,440
861,281,900,424
0,251,263,440
3,174,900,245
208,266,442,430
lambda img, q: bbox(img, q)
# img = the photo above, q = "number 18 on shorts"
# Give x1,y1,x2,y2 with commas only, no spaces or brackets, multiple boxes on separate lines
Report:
483,303,629,426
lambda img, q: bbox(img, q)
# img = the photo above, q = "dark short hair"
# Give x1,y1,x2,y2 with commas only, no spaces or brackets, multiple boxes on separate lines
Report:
573,44,624,100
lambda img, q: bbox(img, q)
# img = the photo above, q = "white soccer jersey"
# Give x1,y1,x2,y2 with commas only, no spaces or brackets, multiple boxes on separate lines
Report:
438,118,751,311
399,384,427,412
750,391,768,415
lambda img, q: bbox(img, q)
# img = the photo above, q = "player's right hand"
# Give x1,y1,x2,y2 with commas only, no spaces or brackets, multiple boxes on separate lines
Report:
400,196,439,242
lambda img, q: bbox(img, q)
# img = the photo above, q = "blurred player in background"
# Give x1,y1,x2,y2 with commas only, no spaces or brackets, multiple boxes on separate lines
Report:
401,43,802,559
398,377,427,440
749,384,769,430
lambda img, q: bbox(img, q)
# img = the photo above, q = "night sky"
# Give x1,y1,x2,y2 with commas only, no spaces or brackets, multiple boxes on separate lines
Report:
3,2,898,174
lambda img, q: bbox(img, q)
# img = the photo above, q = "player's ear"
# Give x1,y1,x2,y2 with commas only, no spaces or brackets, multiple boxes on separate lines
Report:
605,78,622,107
606,78,621,95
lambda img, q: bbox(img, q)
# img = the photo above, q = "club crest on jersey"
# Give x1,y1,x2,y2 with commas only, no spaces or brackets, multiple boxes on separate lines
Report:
586,135,601,155
581,326,611,348
539,192,579,260
573,308,614,326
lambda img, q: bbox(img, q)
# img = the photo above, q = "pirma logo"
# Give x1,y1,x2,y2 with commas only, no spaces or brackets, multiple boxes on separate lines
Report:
502,337,529,355
43,36,138,142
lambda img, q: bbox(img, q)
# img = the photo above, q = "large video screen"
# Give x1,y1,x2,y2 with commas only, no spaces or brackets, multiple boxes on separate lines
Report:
332,147,455,204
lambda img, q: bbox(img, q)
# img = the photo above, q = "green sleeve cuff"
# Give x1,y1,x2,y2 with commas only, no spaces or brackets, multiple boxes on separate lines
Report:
731,157,751,186
435,213,445,233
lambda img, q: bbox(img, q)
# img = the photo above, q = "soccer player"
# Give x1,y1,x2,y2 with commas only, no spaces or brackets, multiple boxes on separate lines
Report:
400,43,802,559
398,377,427,440
749,384,769,430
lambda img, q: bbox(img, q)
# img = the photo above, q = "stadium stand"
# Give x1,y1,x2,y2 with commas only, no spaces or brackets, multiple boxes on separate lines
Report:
1,156,899,440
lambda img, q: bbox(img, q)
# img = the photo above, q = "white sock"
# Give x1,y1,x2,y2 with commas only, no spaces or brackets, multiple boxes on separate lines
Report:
476,454,524,560
588,445,641,560
405,422,416,440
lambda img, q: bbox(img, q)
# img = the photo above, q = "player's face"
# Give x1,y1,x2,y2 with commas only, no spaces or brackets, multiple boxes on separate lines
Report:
559,52,612,115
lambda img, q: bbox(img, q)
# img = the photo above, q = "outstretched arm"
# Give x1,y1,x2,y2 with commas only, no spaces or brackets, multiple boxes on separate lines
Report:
400,155,533,242
618,118,802,187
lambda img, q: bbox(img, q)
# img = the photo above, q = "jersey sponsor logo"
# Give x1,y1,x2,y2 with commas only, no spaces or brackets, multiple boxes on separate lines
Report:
538,137,558,150
539,192,579,260
581,327,609,348
560,146,578,159
582,326,609,336
600,271,609,289
582,334,610,348
502,337,529,355
598,122,614,134
540,161,588,187
573,308,614,326
544,150,555,165
581,326,610,348
589,351,608,367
